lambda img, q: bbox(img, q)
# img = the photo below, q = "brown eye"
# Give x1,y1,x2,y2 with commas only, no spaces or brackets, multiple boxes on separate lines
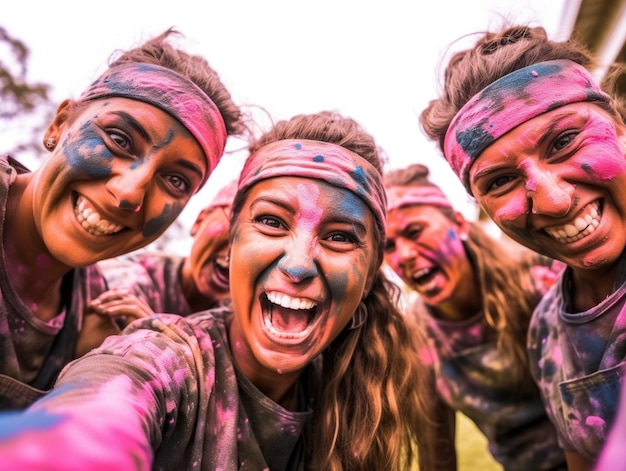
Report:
108,130,131,151
552,132,577,154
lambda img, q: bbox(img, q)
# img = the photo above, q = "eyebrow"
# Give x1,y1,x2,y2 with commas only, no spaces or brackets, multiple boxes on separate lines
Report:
111,111,150,142
112,110,205,180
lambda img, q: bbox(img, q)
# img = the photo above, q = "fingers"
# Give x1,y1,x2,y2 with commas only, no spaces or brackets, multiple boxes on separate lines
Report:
89,288,155,321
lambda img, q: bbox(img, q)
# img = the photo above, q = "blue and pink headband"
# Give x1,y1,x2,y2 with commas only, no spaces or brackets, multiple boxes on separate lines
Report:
443,59,611,192
78,62,227,186
237,139,387,257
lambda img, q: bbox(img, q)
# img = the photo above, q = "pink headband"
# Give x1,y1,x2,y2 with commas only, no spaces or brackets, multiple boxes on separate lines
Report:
78,62,227,186
238,139,387,255
385,185,452,212
443,59,611,192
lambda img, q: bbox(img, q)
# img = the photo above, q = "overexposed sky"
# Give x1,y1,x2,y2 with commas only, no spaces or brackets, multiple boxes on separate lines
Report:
2,0,571,254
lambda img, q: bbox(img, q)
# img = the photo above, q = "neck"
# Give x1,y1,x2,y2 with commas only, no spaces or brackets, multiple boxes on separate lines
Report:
4,174,69,320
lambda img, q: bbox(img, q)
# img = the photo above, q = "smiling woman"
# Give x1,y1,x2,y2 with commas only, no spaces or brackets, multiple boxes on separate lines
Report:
0,28,245,410
0,110,430,470
420,23,626,470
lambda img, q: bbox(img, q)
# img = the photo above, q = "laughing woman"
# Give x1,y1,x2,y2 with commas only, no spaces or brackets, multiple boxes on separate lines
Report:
0,111,428,470
420,24,626,470
383,163,565,470
0,28,244,410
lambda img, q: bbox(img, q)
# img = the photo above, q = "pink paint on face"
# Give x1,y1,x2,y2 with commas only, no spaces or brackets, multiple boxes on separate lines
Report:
294,183,323,233
384,204,473,317
470,103,626,271
228,176,376,391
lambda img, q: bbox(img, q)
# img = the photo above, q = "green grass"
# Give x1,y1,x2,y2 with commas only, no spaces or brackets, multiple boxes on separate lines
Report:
457,412,502,471
411,412,502,470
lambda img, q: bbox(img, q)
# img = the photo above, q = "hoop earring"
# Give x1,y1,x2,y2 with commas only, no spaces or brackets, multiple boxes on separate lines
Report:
45,138,56,149
348,301,368,330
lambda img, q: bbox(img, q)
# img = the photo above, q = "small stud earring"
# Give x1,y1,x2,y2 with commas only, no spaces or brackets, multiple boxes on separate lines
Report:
45,138,56,149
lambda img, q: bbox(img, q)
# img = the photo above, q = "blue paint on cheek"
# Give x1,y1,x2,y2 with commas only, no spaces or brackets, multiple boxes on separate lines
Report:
64,123,113,178
447,228,458,241
328,271,349,305
0,409,65,439
143,203,182,238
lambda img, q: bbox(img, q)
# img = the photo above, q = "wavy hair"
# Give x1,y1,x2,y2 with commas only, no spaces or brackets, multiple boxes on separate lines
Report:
236,111,431,470
384,163,549,389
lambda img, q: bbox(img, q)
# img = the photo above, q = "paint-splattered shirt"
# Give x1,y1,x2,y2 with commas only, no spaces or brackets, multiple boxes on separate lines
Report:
0,306,313,470
99,252,191,315
415,297,566,470
528,251,626,461
0,155,109,410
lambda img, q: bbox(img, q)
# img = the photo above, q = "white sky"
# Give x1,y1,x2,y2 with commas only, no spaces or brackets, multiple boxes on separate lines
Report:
2,0,571,254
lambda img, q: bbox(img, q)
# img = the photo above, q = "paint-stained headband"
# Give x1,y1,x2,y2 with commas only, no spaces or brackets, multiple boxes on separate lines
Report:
385,185,452,212
78,62,227,186
238,139,387,253
443,59,611,192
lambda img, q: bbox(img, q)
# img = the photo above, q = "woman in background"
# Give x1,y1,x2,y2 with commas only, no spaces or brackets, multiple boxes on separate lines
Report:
384,163,565,470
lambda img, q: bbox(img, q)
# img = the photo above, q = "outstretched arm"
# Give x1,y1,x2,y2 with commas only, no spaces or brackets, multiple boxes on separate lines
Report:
0,316,201,470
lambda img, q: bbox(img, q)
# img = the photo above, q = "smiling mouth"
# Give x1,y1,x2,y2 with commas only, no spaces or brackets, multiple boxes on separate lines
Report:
543,201,601,243
262,291,319,340
74,194,125,236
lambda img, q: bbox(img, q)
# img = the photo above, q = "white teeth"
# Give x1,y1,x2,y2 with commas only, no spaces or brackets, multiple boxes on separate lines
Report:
545,202,600,243
411,268,430,279
74,195,124,236
266,291,316,310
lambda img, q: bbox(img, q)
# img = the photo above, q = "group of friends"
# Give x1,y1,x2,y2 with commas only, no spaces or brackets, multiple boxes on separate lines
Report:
0,21,625,471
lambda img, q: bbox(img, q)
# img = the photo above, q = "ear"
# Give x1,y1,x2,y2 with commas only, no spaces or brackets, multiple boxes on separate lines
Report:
43,99,74,151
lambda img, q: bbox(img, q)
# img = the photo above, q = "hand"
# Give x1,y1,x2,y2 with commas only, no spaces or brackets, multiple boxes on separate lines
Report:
89,287,155,324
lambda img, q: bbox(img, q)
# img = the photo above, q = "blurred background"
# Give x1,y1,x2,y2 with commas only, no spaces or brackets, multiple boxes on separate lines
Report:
3,1,623,256
2,1,624,468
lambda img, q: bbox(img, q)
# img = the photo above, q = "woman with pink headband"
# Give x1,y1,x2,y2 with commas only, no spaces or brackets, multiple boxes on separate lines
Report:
420,24,626,469
0,28,244,411
383,163,565,470
0,111,429,470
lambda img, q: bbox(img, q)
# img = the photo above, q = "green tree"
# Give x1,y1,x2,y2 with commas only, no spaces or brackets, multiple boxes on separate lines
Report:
0,26,54,160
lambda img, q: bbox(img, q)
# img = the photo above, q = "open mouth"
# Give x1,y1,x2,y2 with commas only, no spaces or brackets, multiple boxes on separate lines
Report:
211,256,230,290
73,194,125,236
543,201,601,243
261,291,320,341
409,266,439,292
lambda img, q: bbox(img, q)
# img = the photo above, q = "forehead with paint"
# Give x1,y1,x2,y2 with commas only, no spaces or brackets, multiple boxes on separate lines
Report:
78,62,228,186
443,59,612,192
235,139,388,267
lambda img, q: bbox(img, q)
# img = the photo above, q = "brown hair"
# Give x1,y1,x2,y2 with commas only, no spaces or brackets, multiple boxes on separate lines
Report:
73,28,247,138
420,24,626,155
234,112,429,470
